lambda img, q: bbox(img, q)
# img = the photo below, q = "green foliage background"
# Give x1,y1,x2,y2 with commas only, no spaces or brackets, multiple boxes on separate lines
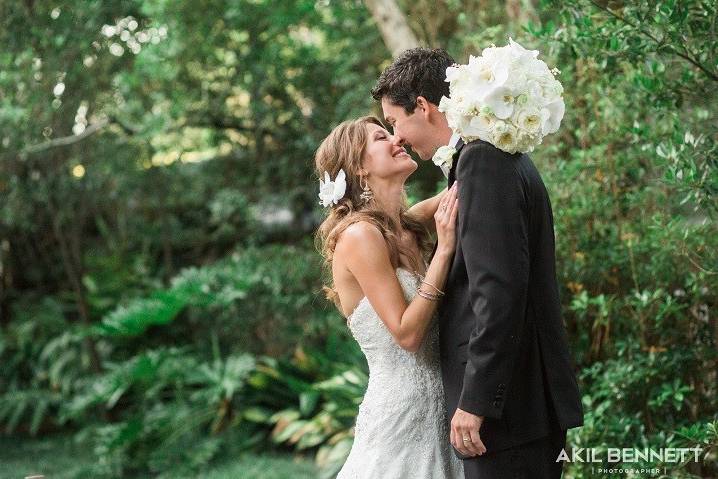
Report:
0,0,716,477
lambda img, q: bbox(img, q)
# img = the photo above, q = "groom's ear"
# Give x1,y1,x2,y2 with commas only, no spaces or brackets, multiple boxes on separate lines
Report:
415,96,434,121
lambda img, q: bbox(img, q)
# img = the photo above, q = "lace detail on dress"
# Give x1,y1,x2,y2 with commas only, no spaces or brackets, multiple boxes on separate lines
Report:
337,268,464,479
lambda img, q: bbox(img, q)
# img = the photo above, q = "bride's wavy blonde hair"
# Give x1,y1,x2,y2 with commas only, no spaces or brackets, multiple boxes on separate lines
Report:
314,116,432,309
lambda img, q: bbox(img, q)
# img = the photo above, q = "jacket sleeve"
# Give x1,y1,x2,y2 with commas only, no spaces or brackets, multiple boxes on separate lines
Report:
455,142,530,419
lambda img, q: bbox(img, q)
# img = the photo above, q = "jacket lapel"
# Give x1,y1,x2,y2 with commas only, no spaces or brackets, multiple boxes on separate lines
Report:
447,138,465,188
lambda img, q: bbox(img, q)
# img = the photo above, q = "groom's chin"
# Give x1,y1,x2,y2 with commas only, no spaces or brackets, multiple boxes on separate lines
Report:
416,151,432,162
406,145,431,161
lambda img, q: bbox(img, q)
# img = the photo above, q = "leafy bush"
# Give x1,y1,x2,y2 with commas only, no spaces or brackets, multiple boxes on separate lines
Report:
0,296,95,435
29,243,358,476
97,243,336,354
525,1,718,475
65,348,256,477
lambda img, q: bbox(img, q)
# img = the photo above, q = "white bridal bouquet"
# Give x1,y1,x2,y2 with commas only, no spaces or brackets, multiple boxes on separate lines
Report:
438,38,564,154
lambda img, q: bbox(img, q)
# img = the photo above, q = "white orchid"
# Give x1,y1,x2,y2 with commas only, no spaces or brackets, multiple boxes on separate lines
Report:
508,37,539,61
440,38,565,154
483,86,517,120
318,169,347,207
542,99,565,135
466,55,508,95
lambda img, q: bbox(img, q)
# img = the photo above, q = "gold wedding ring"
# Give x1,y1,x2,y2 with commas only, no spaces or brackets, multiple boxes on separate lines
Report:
462,436,471,442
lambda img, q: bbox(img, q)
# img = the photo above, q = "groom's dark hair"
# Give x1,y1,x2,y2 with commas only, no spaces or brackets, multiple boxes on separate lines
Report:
371,48,455,114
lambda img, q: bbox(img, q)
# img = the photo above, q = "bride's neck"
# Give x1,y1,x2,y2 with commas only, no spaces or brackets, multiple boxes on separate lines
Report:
370,180,404,225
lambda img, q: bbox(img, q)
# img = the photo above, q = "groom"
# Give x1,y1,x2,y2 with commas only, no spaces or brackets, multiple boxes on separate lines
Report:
372,48,583,478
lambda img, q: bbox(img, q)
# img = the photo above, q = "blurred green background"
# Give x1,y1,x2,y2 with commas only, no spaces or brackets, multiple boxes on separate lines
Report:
1,0,716,477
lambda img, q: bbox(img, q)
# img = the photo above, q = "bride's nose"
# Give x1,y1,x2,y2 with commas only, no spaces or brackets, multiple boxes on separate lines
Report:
391,134,405,147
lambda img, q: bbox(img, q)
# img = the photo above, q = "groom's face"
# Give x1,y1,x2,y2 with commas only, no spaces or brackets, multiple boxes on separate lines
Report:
381,98,433,161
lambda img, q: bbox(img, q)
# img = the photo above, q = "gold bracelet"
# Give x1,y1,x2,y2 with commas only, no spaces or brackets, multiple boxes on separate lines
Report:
420,279,445,296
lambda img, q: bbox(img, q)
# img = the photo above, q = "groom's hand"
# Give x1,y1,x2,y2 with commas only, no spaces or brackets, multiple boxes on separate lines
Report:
450,408,486,457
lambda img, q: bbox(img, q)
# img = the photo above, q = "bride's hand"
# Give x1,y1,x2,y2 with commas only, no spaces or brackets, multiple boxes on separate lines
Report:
435,182,459,257
406,187,447,234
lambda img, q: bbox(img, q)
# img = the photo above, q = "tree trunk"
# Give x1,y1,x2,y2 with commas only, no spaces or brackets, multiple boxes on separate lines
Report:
0,239,9,326
505,0,539,27
364,0,421,58
162,215,174,283
48,198,103,374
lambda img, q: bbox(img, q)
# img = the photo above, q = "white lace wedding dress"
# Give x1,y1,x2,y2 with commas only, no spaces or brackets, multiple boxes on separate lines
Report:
337,268,464,479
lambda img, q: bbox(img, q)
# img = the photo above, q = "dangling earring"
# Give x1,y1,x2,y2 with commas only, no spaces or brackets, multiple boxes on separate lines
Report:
360,175,374,204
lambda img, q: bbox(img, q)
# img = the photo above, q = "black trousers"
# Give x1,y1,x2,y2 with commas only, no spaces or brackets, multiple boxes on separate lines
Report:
463,428,567,479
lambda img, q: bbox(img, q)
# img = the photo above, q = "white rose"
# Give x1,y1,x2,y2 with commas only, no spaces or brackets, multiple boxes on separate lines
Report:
526,79,543,100
516,129,538,153
536,74,562,102
492,121,519,153
516,107,543,134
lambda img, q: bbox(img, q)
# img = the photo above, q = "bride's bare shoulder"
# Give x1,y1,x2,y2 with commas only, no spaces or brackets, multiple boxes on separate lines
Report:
334,221,389,265
332,221,388,317
337,220,382,242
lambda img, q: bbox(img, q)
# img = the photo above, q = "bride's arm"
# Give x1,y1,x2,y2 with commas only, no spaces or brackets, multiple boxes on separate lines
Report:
406,187,447,235
335,187,458,352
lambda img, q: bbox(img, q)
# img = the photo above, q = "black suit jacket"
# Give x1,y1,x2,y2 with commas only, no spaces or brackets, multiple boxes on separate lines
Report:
439,139,583,455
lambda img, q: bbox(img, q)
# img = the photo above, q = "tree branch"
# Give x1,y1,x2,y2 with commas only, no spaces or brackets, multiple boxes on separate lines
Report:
21,118,110,155
18,114,271,157
587,0,718,82
180,116,273,136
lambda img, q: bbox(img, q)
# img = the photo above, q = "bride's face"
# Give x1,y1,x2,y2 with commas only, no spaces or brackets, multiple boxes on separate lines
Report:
362,123,417,181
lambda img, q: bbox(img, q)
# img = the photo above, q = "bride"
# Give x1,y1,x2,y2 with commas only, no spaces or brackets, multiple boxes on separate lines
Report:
314,116,470,478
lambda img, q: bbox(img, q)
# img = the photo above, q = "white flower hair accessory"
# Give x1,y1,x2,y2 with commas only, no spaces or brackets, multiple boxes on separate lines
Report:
318,169,347,207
